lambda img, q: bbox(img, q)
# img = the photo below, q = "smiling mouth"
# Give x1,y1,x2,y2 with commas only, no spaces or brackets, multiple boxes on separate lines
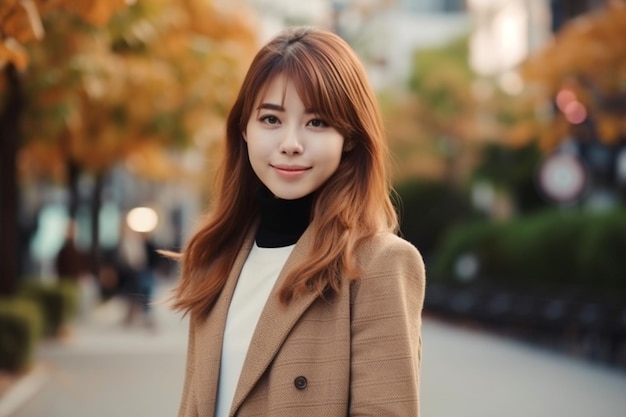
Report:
271,165,311,177
271,165,310,172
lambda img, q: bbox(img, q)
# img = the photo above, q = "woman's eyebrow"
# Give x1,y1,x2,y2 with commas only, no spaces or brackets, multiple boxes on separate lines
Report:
257,103,284,111
256,102,318,114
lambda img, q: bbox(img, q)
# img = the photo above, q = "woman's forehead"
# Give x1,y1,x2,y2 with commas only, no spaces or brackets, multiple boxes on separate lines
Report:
254,74,315,109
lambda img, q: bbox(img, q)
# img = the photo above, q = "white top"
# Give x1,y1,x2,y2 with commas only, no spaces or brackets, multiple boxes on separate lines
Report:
215,242,295,417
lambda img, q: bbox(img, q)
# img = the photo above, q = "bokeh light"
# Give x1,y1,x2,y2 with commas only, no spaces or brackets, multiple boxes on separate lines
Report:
126,206,158,233
563,100,587,124
556,88,577,112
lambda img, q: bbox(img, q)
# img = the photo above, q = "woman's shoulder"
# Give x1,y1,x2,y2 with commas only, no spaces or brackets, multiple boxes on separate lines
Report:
356,232,424,271
351,232,425,299
360,232,420,255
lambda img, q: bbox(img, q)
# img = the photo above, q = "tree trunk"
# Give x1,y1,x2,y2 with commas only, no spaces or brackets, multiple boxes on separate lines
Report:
67,159,81,219
0,64,22,296
89,171,105,280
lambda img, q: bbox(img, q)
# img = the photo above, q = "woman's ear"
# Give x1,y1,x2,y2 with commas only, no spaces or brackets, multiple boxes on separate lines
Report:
242,131,247,142
343,138,355,152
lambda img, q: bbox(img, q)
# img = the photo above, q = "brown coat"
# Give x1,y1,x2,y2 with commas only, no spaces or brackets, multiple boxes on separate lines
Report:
178,226,426,417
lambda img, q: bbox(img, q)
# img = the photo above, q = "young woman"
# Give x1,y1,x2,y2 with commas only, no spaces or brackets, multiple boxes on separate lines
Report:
170,26,426,417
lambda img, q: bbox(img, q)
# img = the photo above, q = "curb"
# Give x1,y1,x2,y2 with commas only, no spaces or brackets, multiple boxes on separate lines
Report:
0,363,52,417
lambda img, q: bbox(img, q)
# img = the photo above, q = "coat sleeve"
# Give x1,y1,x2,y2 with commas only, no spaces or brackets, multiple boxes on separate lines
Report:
349,236,426,417
178,317,197,417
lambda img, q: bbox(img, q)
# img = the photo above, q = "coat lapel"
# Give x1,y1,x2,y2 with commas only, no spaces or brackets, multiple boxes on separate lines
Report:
194,231,255,417
230,226,318,416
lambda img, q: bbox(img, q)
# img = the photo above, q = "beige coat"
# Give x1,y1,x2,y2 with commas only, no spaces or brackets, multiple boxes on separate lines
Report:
178,226,426,417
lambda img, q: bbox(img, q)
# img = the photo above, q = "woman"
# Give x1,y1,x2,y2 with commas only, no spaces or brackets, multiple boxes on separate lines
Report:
170,26,426,416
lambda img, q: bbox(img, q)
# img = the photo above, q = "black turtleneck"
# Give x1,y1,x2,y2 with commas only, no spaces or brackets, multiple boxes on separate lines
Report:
255,186,313,248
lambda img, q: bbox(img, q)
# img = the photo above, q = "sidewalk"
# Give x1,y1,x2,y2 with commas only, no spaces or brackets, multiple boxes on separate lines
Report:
420,317,626,417
0,280,188,417
0,364,51,417
2,286,626,416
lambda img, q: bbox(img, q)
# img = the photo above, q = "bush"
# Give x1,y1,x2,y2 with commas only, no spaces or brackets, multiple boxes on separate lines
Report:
577,210,626,294
395,179,479,261
0,298,42,373
19,280,80,337
471,142,546,214
432,208,626,299
431,219,503,284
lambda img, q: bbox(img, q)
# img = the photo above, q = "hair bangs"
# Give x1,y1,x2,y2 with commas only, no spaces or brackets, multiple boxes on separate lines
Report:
281,46,355,137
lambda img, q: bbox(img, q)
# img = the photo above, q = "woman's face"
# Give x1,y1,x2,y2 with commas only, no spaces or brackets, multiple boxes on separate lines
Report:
244,74,345,200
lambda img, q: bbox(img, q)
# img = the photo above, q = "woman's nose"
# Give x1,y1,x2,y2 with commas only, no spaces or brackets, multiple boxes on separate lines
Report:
279,129,303,155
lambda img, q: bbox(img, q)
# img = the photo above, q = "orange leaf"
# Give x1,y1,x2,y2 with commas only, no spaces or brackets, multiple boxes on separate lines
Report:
1,0,44,43
597,116,621,144
81,0,129,27
0,38,29,69
0,0,20,23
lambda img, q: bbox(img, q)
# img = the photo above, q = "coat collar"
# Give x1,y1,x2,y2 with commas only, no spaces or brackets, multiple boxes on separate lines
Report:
195,224,319,417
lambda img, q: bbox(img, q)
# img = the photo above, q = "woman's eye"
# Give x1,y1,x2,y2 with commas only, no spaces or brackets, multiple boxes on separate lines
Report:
260,115,279,124
308,119,327,128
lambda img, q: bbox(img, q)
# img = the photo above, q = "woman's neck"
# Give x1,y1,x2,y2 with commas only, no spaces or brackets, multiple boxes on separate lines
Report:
255,186,313,248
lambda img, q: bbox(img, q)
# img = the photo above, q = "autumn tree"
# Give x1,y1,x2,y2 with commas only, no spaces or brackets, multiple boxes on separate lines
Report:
1,0,258,294
0,0,130,295
383,34,481,184
519,0,626,151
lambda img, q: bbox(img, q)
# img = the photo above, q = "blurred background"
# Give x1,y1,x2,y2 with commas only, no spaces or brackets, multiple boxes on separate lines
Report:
1,0,626,416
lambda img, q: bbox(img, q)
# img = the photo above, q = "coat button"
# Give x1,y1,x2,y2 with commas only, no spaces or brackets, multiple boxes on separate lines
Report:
294,376,308,390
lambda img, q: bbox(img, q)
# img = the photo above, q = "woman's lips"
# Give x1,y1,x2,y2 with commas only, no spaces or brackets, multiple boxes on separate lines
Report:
271,164,310,178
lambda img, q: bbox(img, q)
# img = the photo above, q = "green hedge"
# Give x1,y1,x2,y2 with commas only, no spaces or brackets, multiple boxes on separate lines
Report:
432,208,626,298
19,280,80,337
0,298,43,372
395,179,479,259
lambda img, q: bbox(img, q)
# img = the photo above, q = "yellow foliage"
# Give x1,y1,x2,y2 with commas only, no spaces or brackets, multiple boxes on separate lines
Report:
523,0,626,92
76,0,130,27
392,153,446,183
124,141,181,181
0,0,43,43
519,0,626,152
0,0,21,22
0,37,28,69
18,139,65,182
182,0,256,44
0,0,129,69
34,0,129,27
596,115,622,144
12,0,258,182
0,0,44,68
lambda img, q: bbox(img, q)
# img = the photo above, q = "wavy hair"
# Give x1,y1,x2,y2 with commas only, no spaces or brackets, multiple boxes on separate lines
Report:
170,26,398,319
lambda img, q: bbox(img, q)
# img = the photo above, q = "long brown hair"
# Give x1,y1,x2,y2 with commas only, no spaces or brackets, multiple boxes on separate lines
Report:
170,26,398,319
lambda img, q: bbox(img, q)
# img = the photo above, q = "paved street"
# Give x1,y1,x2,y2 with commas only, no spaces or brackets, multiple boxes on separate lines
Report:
6,282,189,417
3,281,626,417
420,318,626,417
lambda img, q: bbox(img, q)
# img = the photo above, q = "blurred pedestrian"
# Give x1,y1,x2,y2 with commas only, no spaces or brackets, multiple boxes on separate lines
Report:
55,220,89,283
55,220,95,319
117,224,156,329
168,27,426,416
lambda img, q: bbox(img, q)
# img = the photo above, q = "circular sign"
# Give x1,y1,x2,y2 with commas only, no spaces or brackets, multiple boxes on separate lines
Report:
538,153,587,203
